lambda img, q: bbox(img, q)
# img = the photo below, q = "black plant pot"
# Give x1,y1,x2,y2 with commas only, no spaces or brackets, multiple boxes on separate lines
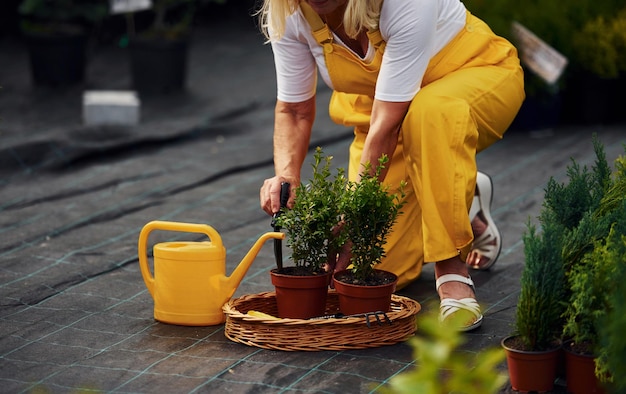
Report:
24,31,87,87
129,36,189,96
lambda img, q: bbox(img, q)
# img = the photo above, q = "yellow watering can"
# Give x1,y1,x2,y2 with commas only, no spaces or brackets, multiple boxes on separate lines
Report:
138,220,284,326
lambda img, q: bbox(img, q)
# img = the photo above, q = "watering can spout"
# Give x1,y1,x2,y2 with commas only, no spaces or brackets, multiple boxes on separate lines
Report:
223,231,285,298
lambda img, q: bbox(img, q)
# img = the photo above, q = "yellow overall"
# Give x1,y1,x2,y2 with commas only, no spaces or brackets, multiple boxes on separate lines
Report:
301,5,525,289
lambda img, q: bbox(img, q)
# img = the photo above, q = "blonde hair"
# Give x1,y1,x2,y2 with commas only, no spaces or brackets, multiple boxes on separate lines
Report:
258,0,383,41
257,0,299,41
344,0,383,38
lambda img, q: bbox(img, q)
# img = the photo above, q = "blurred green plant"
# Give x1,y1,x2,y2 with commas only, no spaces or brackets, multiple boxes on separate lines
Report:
463,0,626,85
18,0,108,35
379,307,507,394
128,0,229,40
573,8,626,79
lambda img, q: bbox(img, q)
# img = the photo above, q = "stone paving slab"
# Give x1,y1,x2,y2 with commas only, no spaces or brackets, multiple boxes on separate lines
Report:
2,7,626,394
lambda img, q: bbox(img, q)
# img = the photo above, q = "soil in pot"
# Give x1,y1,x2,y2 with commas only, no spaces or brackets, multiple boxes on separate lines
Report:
333,269,398,315
270,267,330,319
563,341,606,394
501,335,561,393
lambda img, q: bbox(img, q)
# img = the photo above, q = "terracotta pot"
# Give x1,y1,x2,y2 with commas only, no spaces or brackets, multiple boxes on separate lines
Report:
270,269,330,319
332,269,398,315
501,335,561,392
563,341,606,394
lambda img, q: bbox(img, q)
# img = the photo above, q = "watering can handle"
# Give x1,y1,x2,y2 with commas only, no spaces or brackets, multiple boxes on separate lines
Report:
137,220,223,297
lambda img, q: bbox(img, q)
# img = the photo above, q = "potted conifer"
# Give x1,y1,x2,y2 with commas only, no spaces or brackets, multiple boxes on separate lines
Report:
598,205,626,393
501,134,624,392
332,155,406,315
271,147,346,319
561,153,626,394
500,217,566,392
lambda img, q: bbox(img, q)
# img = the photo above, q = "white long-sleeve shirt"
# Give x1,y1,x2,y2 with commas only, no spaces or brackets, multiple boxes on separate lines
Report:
271,0,467,103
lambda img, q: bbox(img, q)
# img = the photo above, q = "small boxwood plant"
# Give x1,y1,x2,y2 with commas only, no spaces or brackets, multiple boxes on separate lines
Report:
274,147,347,275
339,155,406,284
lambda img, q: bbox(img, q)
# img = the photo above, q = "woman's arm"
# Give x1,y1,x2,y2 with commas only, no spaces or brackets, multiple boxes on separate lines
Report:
260,97,316,215
359,99,410,180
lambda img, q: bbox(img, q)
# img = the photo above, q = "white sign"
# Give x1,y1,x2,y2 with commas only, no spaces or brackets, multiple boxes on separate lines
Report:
110,0,152,14
511,21,568,85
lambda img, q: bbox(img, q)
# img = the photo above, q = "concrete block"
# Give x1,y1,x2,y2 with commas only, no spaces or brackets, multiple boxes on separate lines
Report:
83,91,140,126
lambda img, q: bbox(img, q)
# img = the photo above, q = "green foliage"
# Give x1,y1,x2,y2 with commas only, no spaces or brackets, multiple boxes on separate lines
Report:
463,0,626,83
598,219,626,390
515,134,626,383
340,155,406,282
124,0,228,41
275,147,347,273
562,153,626,341
139,0,196,40
379,308,507,394
556,143,626,382
516,217,566,350
542,135,610,231
543,134,612,272
18,0,109,34
573,8,626,78
562,223,619,346
277,150,407,281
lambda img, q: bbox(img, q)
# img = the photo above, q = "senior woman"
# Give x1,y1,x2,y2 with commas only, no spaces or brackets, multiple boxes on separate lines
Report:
258,0,524,331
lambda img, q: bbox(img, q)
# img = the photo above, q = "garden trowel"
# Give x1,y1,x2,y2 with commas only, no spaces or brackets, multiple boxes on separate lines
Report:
271,182,290,271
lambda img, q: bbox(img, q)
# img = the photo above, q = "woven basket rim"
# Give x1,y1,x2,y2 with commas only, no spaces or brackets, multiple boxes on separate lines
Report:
224,291,420,325
222,291,421,351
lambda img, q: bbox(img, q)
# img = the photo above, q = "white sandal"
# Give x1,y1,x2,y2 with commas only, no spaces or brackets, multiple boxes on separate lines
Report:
436,274,483,332
467,171,502,271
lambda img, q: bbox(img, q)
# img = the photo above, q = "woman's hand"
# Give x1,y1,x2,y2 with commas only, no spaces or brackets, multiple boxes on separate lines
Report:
325,241,352,288
326,241,352,272
260,176,297,216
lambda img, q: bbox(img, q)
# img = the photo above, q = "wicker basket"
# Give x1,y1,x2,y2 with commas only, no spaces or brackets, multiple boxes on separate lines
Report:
223,291,421,351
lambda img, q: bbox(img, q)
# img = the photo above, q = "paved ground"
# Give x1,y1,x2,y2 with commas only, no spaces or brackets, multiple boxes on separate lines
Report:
1,8,625,394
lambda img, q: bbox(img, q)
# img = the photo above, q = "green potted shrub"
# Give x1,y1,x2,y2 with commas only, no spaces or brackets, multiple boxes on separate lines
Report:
272,147,347,319
598,207,626,393
499,134,623,393
332,155,406,315
561,153,626,394
18,0,109,86
500,216,566,392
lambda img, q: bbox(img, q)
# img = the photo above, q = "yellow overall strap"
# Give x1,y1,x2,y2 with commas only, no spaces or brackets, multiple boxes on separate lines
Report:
300,2,333,45
299,1,385,50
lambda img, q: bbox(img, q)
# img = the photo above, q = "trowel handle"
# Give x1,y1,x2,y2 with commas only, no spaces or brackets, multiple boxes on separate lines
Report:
137,220,223,297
